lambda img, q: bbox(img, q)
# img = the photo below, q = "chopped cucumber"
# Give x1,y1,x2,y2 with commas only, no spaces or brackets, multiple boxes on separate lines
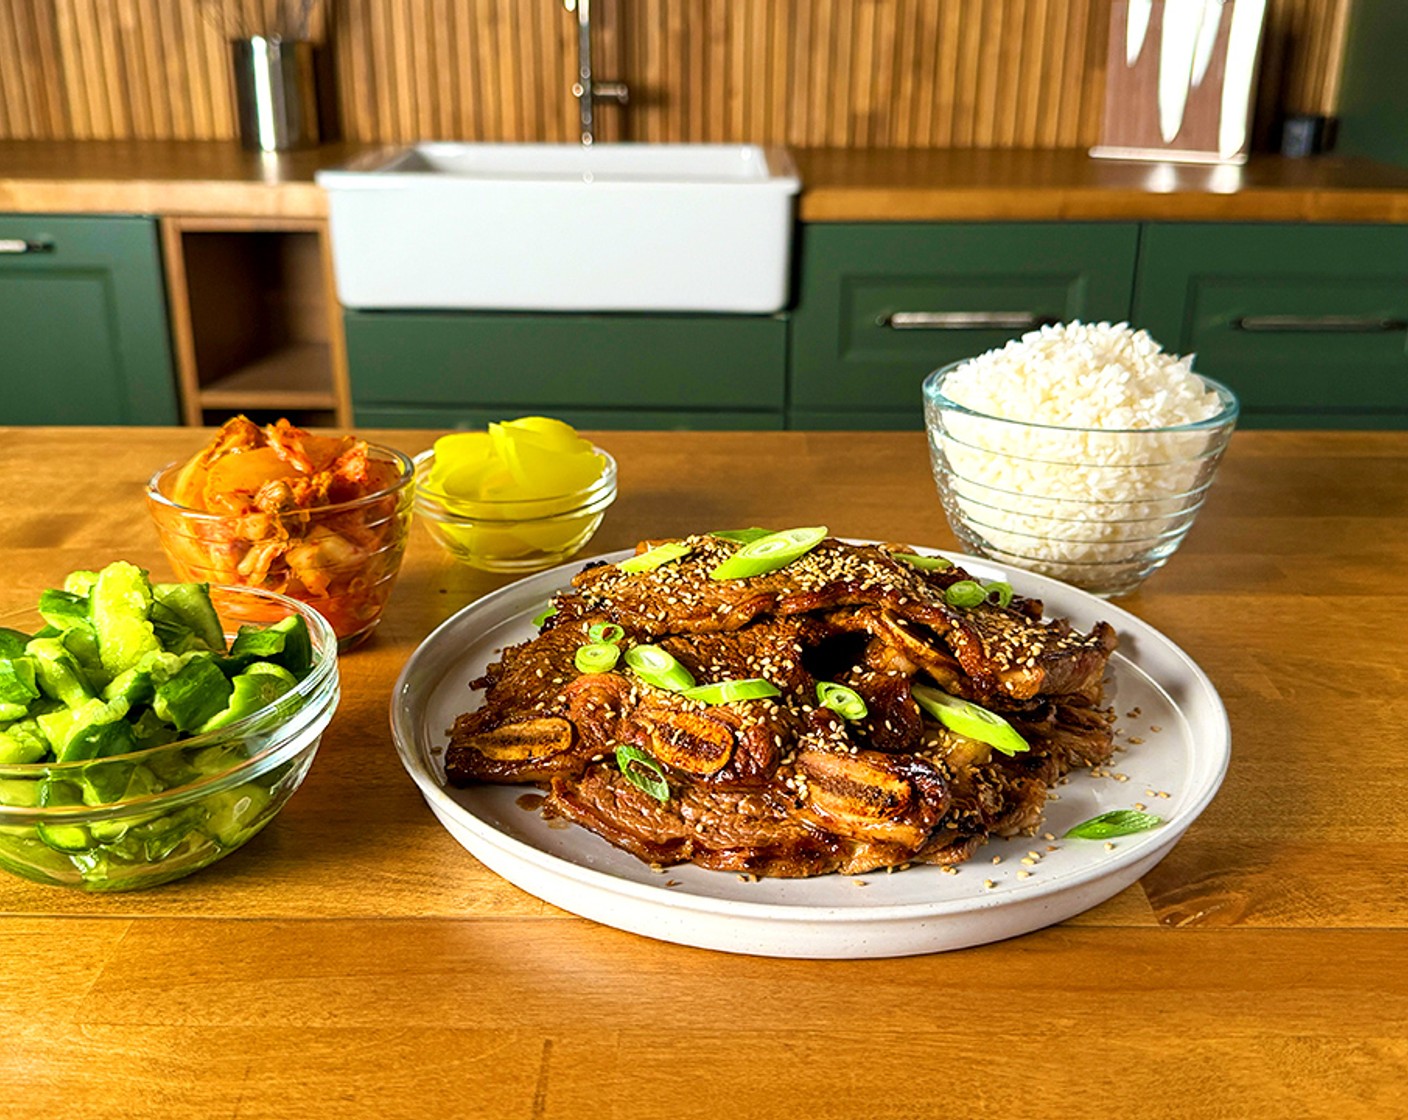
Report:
200,662,298,732
152,655,233,733
0,628,30,658
0,778,40,808
228,615,312,677
152,582,225,652
63,570,99,597
101,665,155,706
0,720,49,765
37,698,136,763
25,637,95,708
203,783,271,846
35,778,92,852
91,562,161,677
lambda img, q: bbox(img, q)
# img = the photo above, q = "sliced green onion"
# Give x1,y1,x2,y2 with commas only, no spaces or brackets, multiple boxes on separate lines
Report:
681,678,781,705
895,552,953,572
711,527,774,545
618,541,693,574
984,581,1014,608
1064,810,1165,840
531,602,558,628
709,526,828,581
615,744,670,802
624,644,696,692
911,684,1029,756
587,622,625,645
943,580,987,608
816,681,868,721
574,642,621,674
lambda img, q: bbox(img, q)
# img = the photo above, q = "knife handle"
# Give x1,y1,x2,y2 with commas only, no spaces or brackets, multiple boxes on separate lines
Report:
1232,314,1407,333
882,311,1054,331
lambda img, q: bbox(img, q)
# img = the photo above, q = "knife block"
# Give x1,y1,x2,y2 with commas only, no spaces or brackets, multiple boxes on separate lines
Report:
1091,0,1268,165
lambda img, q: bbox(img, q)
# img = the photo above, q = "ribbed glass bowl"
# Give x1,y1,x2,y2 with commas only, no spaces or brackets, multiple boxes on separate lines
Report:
413,447,617,573
922,361,1239,597
0,587,339,892
146,443,415,648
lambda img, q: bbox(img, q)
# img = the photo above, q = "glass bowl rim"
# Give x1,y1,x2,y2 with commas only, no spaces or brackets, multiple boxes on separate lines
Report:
0,585,338,815
412,446,619,519
145,441,416,521
922,360,1241,436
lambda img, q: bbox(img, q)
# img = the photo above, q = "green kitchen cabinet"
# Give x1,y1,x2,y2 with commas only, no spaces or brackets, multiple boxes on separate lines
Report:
0,215,177,425
788,222,1142,429
345,310,787,429
1134,224,1408,428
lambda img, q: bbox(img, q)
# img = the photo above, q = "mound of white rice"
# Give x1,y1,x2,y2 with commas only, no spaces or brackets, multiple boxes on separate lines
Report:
927,321,1233,591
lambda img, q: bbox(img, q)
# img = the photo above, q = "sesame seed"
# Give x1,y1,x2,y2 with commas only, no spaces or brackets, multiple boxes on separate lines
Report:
1104,841,1116,851
1016,870,1032,880
983,879,996,890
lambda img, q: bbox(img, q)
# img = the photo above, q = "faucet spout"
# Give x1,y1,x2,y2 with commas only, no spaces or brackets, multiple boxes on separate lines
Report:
564,0,628,145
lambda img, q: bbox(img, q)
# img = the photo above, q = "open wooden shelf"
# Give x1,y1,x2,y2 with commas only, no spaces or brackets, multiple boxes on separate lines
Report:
161,216,351,428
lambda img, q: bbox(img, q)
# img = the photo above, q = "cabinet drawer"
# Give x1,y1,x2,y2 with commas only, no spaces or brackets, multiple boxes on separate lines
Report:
789,223,1140,421
1134,224,1408,427
346,311,786,414
0,214,177,425
354,405,783,431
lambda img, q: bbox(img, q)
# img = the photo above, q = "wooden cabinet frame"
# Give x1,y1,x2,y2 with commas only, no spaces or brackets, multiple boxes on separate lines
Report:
160,215,352,427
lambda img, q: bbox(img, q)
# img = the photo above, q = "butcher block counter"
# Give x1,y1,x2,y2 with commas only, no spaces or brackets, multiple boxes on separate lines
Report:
4,140,1408,222
1,427,1405,1119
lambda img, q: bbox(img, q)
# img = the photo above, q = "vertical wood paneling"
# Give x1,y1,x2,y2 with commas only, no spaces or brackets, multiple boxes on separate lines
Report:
0,0,1355,148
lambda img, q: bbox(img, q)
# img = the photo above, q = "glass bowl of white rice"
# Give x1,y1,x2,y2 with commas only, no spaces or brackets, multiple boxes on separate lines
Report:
922,322,1238,597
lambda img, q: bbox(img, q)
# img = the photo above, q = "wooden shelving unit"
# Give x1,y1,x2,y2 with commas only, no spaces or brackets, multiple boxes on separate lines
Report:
160,215,352,428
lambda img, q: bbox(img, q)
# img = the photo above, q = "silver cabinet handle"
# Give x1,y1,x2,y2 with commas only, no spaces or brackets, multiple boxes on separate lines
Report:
882,311,1052,330
1232,314,1407,333
0,238,54,254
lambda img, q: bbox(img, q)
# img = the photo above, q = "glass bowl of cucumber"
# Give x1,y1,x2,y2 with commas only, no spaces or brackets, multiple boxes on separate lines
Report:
0,563,339,891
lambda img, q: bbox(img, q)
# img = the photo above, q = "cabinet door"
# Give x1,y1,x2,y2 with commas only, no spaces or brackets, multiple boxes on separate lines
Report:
1134,224,1408,428
789,222,1141,428
346,311,786,429
0,215,177,425
354,405,783,431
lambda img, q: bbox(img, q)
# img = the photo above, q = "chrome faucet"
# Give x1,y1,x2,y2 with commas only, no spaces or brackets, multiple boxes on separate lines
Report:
563,0,628,145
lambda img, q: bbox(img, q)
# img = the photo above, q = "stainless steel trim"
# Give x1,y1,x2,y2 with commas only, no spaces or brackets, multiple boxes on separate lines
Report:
0,238,53,254
883,311,1051,330
1232,314,1408,333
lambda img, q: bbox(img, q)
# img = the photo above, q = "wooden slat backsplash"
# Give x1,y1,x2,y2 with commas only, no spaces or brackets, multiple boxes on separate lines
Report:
0,0,1353,147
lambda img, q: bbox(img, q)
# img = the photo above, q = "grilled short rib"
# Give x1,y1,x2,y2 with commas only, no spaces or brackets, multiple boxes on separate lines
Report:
446,534,1117,878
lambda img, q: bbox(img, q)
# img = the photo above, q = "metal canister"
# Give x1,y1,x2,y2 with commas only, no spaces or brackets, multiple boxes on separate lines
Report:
231,36,320,152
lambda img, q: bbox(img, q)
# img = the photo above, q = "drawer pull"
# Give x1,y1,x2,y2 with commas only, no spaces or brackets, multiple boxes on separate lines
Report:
882,311,1053,331
0,238,54,255
1232,314,1407,333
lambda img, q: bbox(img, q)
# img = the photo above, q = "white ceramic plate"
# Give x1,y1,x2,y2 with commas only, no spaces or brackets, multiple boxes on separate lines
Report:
390,548,1229,958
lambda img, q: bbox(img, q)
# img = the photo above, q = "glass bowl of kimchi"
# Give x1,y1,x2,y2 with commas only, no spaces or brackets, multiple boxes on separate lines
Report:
145,419,416,648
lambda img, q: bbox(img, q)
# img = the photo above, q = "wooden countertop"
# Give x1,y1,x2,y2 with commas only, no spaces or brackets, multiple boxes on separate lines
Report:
4,140,1408,222
2,427,1405,1118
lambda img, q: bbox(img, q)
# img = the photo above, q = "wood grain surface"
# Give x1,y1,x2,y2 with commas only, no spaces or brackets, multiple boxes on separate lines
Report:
0,0,1352,150
0,427,1405,1118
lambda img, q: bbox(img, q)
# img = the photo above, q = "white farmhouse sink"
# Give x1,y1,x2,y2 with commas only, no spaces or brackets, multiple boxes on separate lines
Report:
318,143,800,313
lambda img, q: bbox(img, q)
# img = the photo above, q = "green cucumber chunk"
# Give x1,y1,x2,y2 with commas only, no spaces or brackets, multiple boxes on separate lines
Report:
90,561,161,676
35,778,91,852
152,583,226,653
202,783,272,846
0,628,30,658
0,777,41,808
200,662,299,732
0,720,49,765
227,614,312,677
63,571,100,598
25,637,95,707
37,697,136,763
152,655,233,733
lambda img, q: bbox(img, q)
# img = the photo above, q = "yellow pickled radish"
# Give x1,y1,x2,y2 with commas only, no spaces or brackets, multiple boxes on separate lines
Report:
427,417,607,564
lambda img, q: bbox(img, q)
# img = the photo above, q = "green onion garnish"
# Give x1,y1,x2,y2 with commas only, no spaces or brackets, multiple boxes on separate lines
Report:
711,527,774,545
984,581,1014,608
615,744,670,802
1064,810,1165,840
531,602,558,628
587,622,625,645
895,552,953,572
680,678,781,705
618,541,692,574
710,526,828,581
911,684,1029,756
623,644,696,692
816,681,868,720
574,642,621,674
943,580,987,608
